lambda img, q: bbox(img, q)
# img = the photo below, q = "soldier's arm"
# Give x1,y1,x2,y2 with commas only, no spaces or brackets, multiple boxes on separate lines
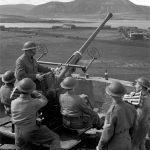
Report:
97,111,116,149
78,96,96,116
10,87,21,101
15,59,36,80
37,63,51,73
2,89,12,106
33,91,48,110
129,108,137,138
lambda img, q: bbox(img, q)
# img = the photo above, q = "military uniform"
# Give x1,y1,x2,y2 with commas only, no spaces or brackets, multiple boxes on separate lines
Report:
97,100,137,150
0,84,13,114
15,54,50,81
131,91,150,150
15,53,56,93
11,78,61,150
0,71,15,115
59,92,103,129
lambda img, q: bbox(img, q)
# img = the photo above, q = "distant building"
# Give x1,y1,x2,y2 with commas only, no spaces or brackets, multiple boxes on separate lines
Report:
103,25,111,29
127,26,138,31
0,25,5,31
129,31,144,40
62,24,76,29
51,26,61,29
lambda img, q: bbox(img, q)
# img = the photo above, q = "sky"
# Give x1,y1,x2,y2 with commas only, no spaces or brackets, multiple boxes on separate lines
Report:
0,0,150,6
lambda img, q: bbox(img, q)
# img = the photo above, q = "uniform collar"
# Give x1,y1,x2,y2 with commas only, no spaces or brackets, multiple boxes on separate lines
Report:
20,94,31,99
3,84,13,89
24,53,34,63
113,99,123,105
141,90,148,97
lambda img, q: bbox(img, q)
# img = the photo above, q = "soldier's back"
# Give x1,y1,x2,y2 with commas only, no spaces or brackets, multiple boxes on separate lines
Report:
113,102,136,134
107,101,136,150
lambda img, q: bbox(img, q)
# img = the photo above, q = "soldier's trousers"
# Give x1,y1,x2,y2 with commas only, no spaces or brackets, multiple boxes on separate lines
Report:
132,108,150,150
15,125,60,150
63,112,104,130
97,132,132,150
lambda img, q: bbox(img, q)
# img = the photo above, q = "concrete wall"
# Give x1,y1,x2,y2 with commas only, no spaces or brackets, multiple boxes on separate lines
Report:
74,76,134,113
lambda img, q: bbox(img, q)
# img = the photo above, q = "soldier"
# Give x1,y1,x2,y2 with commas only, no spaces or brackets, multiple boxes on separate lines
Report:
96,81,137,150
131,77,150,150
15,41,55,91
11,78,60,150
59,76,104,130
0,70,15,115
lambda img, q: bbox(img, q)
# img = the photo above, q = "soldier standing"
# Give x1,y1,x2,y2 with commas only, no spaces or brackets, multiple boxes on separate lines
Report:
131,77,150,150
15,41,55,91
96,81,137,150
11,78,60,150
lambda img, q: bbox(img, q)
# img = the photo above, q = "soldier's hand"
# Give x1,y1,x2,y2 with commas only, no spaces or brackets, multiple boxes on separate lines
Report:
36,73,44,81
80,94,88,102
31,90,43,98
80,94,88,99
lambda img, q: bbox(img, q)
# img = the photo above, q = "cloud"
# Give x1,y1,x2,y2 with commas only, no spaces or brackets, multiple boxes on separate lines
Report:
129,0,150,6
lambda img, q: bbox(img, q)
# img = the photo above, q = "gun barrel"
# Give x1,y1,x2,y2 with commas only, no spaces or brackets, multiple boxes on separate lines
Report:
38,60,86,69
57,12,113,83
78,12,113,55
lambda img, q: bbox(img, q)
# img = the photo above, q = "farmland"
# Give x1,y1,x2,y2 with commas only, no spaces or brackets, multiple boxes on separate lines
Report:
0,27,150,82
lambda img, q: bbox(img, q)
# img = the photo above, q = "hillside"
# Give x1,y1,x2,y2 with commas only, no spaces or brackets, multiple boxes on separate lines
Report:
0,4,34,16
0,0,150,20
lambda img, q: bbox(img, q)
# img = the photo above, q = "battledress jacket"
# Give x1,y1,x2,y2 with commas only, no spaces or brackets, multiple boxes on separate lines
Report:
15,54,50,81
0,84,13,114
131,92,150,149
97,100,137,150
0,85,13,106
59,92,102,129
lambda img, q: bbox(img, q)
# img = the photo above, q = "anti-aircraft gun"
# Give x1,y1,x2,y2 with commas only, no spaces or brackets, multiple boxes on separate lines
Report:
38,12,113,85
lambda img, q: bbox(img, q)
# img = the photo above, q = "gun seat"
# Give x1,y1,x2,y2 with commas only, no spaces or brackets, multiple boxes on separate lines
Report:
0,122,82,150
0,144,16,150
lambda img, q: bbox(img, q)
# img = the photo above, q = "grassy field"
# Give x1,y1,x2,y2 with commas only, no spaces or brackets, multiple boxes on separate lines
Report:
0,28,150,82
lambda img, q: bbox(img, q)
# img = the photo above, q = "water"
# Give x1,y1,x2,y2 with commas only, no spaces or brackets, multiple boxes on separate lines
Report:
0,20,150,29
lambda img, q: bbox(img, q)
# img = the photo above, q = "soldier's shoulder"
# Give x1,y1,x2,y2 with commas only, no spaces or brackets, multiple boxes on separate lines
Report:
124,101,136,109
107,104,116,114
59,93,66,98
16,54,25,61
0,85,9,92
11,97,20,104
0,85,4,90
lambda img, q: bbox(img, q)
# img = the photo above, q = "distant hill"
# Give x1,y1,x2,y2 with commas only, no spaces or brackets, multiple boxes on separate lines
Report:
0,4,34,16
0,0,150,20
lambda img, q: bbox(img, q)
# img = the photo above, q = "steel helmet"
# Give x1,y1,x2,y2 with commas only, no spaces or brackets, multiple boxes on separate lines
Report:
22,41,37,51
17,78,36,93
2,70,15,83
135,77,150,89
106,81,127,97
60,77,76,90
